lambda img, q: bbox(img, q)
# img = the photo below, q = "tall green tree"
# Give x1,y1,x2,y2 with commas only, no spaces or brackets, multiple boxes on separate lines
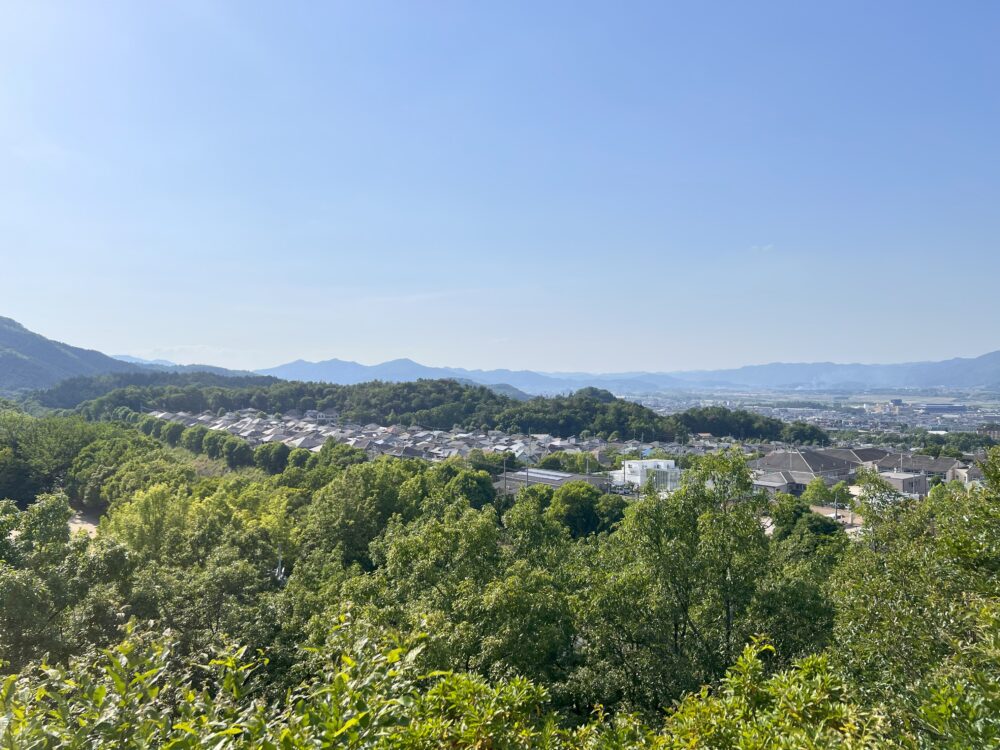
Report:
544,481,603,538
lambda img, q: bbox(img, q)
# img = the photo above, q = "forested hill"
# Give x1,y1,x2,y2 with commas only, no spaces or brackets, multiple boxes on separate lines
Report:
35,374,829,443
72,379,679,440
0,317,258,395
0,316,139,392
31,370,280,410
674,405,829,444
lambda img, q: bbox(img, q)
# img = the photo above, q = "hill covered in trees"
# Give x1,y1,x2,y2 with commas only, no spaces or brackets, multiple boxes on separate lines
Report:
0,316,140,393
675,405,829,445
30,370,280,410
0,317,259,395
0,402,995,746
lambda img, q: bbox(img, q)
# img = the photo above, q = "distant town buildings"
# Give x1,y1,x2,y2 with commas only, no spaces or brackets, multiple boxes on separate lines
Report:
978,424,1000,441
641,394,1000,436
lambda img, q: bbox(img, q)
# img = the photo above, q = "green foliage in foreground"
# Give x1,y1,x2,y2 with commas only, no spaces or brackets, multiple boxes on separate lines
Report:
0,617,886,749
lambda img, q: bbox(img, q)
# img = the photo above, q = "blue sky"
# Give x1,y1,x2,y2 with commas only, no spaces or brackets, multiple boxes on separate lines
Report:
2,1,998,372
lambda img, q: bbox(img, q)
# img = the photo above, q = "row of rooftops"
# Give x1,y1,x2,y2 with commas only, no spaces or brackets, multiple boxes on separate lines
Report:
751,447,974,477
148,408,731,465
751,446,985,496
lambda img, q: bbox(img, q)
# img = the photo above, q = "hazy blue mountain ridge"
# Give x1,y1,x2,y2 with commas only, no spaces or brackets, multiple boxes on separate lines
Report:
259,351,1000,393
4,315,1000,396
668,353,1000,390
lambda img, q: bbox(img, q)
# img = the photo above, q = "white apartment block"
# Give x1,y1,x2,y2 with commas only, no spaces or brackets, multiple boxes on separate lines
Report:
611,459,683,493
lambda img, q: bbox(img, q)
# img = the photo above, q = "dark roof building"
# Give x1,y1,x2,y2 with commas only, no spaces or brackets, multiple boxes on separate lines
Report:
880,471,929,497
818,447,891,465
754,470,818,495
753,449,855,478
494,468,610,495
752,448,857,496
875,453,963,477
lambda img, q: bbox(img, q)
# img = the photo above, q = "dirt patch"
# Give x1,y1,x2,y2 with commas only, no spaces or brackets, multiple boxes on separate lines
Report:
68,508,101,537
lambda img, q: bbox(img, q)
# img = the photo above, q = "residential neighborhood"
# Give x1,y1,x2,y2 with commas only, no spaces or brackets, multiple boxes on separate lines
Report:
148,407,987,506
749,446,984,498
148,406,728,468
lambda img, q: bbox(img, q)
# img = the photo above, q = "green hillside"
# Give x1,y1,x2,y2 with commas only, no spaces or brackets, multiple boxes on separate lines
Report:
0,316,139,393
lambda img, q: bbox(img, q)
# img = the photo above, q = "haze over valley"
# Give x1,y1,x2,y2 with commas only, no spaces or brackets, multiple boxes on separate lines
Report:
6,314,1000,397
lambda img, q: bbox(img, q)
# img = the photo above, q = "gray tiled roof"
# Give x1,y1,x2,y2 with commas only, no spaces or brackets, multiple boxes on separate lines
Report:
755,449,854,475
876,453,962,474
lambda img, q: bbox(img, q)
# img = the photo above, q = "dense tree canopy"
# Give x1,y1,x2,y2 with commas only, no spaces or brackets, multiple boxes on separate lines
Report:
675,406,830,445
29,371,278,410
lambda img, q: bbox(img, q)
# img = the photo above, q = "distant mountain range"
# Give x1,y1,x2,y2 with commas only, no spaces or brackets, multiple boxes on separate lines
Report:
254,358,675,395
113,355,178,367
258,352,1000,394
665,355,1000,391
3,315,1000,396
112,355,531,399
112,355,255,378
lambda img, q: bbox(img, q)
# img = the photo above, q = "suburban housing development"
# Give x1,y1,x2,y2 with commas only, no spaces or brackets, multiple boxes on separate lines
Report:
147,407,986,503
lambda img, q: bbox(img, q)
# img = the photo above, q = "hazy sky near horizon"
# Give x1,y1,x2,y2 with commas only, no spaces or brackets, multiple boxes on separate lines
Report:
3,1,999,372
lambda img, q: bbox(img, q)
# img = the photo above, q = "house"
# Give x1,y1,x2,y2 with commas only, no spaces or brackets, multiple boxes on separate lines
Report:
880,471,928,497
952,465,985,487
754,470,815,496
817,447,891,467
751,448,856,496
286,435,326,451
753,449,855,482
875,453,963,479
304,409,337,423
